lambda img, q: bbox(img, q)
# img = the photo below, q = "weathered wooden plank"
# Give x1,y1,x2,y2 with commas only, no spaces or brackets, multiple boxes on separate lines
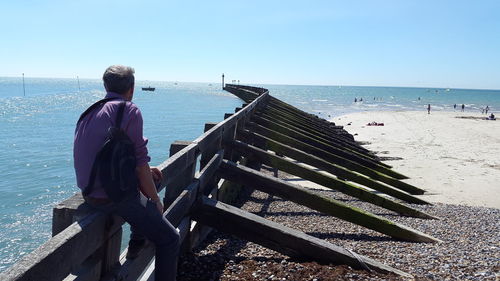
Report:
157,142,199,188
265,103,346,133
101,243,154,281
0,212,124,281
62,253,102,281
199,122,220,169
197,150,224,195
257,109,372,156
102,210,193,281
164,181,199,227
192,196,413,277
52,193,93,236
240,130,431,206
223,86,262,103
53,194,124,280
248,122,426,194
163,141,198,207
230,140,434,219
251,114,404,179
101,228,123,275
266,99,352,138
253,114,382,165
218,160,439,242
192,91,269,151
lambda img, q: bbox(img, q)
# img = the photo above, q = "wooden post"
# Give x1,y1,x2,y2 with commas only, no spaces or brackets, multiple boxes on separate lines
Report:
22,73,26,97
165,141,197,253
52,193,123,279
164,141,197,207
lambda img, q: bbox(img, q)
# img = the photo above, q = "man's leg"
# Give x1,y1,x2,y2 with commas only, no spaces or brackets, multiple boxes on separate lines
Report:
116,195,180,281
128,182,163,258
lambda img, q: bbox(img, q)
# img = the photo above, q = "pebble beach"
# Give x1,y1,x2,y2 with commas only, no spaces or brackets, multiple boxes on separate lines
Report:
177,110,500,280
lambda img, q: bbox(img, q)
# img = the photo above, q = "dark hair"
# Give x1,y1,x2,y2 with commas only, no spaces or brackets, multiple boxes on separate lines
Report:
102,65,135,95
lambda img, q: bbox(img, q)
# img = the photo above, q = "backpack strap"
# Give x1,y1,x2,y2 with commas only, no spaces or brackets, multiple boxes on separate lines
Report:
77,97,121,125
81,99,128,196
115,101,127,129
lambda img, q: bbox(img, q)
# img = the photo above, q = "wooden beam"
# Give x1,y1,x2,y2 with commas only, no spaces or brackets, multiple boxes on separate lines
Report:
252,114,382,165
0,212,123,281
196,150,224,195
257,110,372,156
163,141,198,207
251,115,404,179
218,160,440,243
192,196,413,277
248,122,426,194
230,140,434,219
267,99,353,139
239,130,431,206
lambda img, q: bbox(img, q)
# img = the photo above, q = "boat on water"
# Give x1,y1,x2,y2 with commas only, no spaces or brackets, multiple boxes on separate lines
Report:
142,86,155,91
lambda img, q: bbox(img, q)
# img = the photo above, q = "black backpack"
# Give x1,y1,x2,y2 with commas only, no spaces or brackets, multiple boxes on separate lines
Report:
78,98,139,202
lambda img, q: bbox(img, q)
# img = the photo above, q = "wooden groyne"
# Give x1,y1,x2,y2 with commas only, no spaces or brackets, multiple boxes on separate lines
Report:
1,84,440,280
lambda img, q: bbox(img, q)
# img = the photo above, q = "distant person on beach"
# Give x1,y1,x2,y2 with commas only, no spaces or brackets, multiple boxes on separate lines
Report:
454,104,457,110
354,98,357,102
73,65,179,281
427,104,431,114
462,104,465,112
486,106,489,114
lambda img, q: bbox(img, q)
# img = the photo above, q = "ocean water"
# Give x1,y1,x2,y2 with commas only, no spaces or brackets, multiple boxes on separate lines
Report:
263,84,500,118
1,77,499,272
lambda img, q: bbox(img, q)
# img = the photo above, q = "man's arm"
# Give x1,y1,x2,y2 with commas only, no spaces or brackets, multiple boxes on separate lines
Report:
136,163,163,213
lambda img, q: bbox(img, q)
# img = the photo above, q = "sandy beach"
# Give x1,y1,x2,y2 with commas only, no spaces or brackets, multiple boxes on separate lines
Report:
331,110,500,209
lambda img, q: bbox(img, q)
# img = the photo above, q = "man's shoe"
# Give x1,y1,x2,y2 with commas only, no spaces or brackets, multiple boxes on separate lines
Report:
126,239,147,259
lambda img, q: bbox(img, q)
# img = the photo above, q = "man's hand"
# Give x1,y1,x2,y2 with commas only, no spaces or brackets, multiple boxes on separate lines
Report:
150,167,163,187
154,199,164,214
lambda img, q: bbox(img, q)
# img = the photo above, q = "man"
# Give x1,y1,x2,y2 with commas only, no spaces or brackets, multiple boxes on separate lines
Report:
74,65,179,281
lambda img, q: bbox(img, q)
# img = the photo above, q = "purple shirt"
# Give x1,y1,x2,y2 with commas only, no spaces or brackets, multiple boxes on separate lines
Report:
73,92,150,198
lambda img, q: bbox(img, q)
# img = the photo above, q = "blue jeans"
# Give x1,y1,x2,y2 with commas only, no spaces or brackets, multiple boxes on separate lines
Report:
86,193,180,281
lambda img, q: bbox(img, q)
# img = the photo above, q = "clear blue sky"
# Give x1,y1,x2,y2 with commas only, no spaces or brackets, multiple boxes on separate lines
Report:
1,0,499,89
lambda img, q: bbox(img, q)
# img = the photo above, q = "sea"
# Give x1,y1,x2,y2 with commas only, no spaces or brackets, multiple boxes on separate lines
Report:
1,77,499,272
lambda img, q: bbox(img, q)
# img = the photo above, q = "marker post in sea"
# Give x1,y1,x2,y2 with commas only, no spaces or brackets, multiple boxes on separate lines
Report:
22,73,26,96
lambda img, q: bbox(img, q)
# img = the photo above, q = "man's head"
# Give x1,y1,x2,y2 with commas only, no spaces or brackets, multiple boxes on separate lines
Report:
103,65,135,99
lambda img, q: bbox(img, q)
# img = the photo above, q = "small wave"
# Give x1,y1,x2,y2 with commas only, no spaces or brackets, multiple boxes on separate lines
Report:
312,99,328,102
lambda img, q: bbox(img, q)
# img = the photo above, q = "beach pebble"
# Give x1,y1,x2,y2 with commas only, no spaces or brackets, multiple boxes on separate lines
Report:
177,170,500,280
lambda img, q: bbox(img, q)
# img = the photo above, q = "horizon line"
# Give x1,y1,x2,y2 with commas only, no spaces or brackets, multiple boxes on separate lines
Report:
1,75,499,92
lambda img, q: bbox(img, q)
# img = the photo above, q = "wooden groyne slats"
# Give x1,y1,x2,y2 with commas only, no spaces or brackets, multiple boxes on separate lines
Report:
228,139,436,220
255,108,372,156
217,160,439,242
192,197,413,278
245,121,425,195
250,114,401,177
2,84,442,280
238,129,431,205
